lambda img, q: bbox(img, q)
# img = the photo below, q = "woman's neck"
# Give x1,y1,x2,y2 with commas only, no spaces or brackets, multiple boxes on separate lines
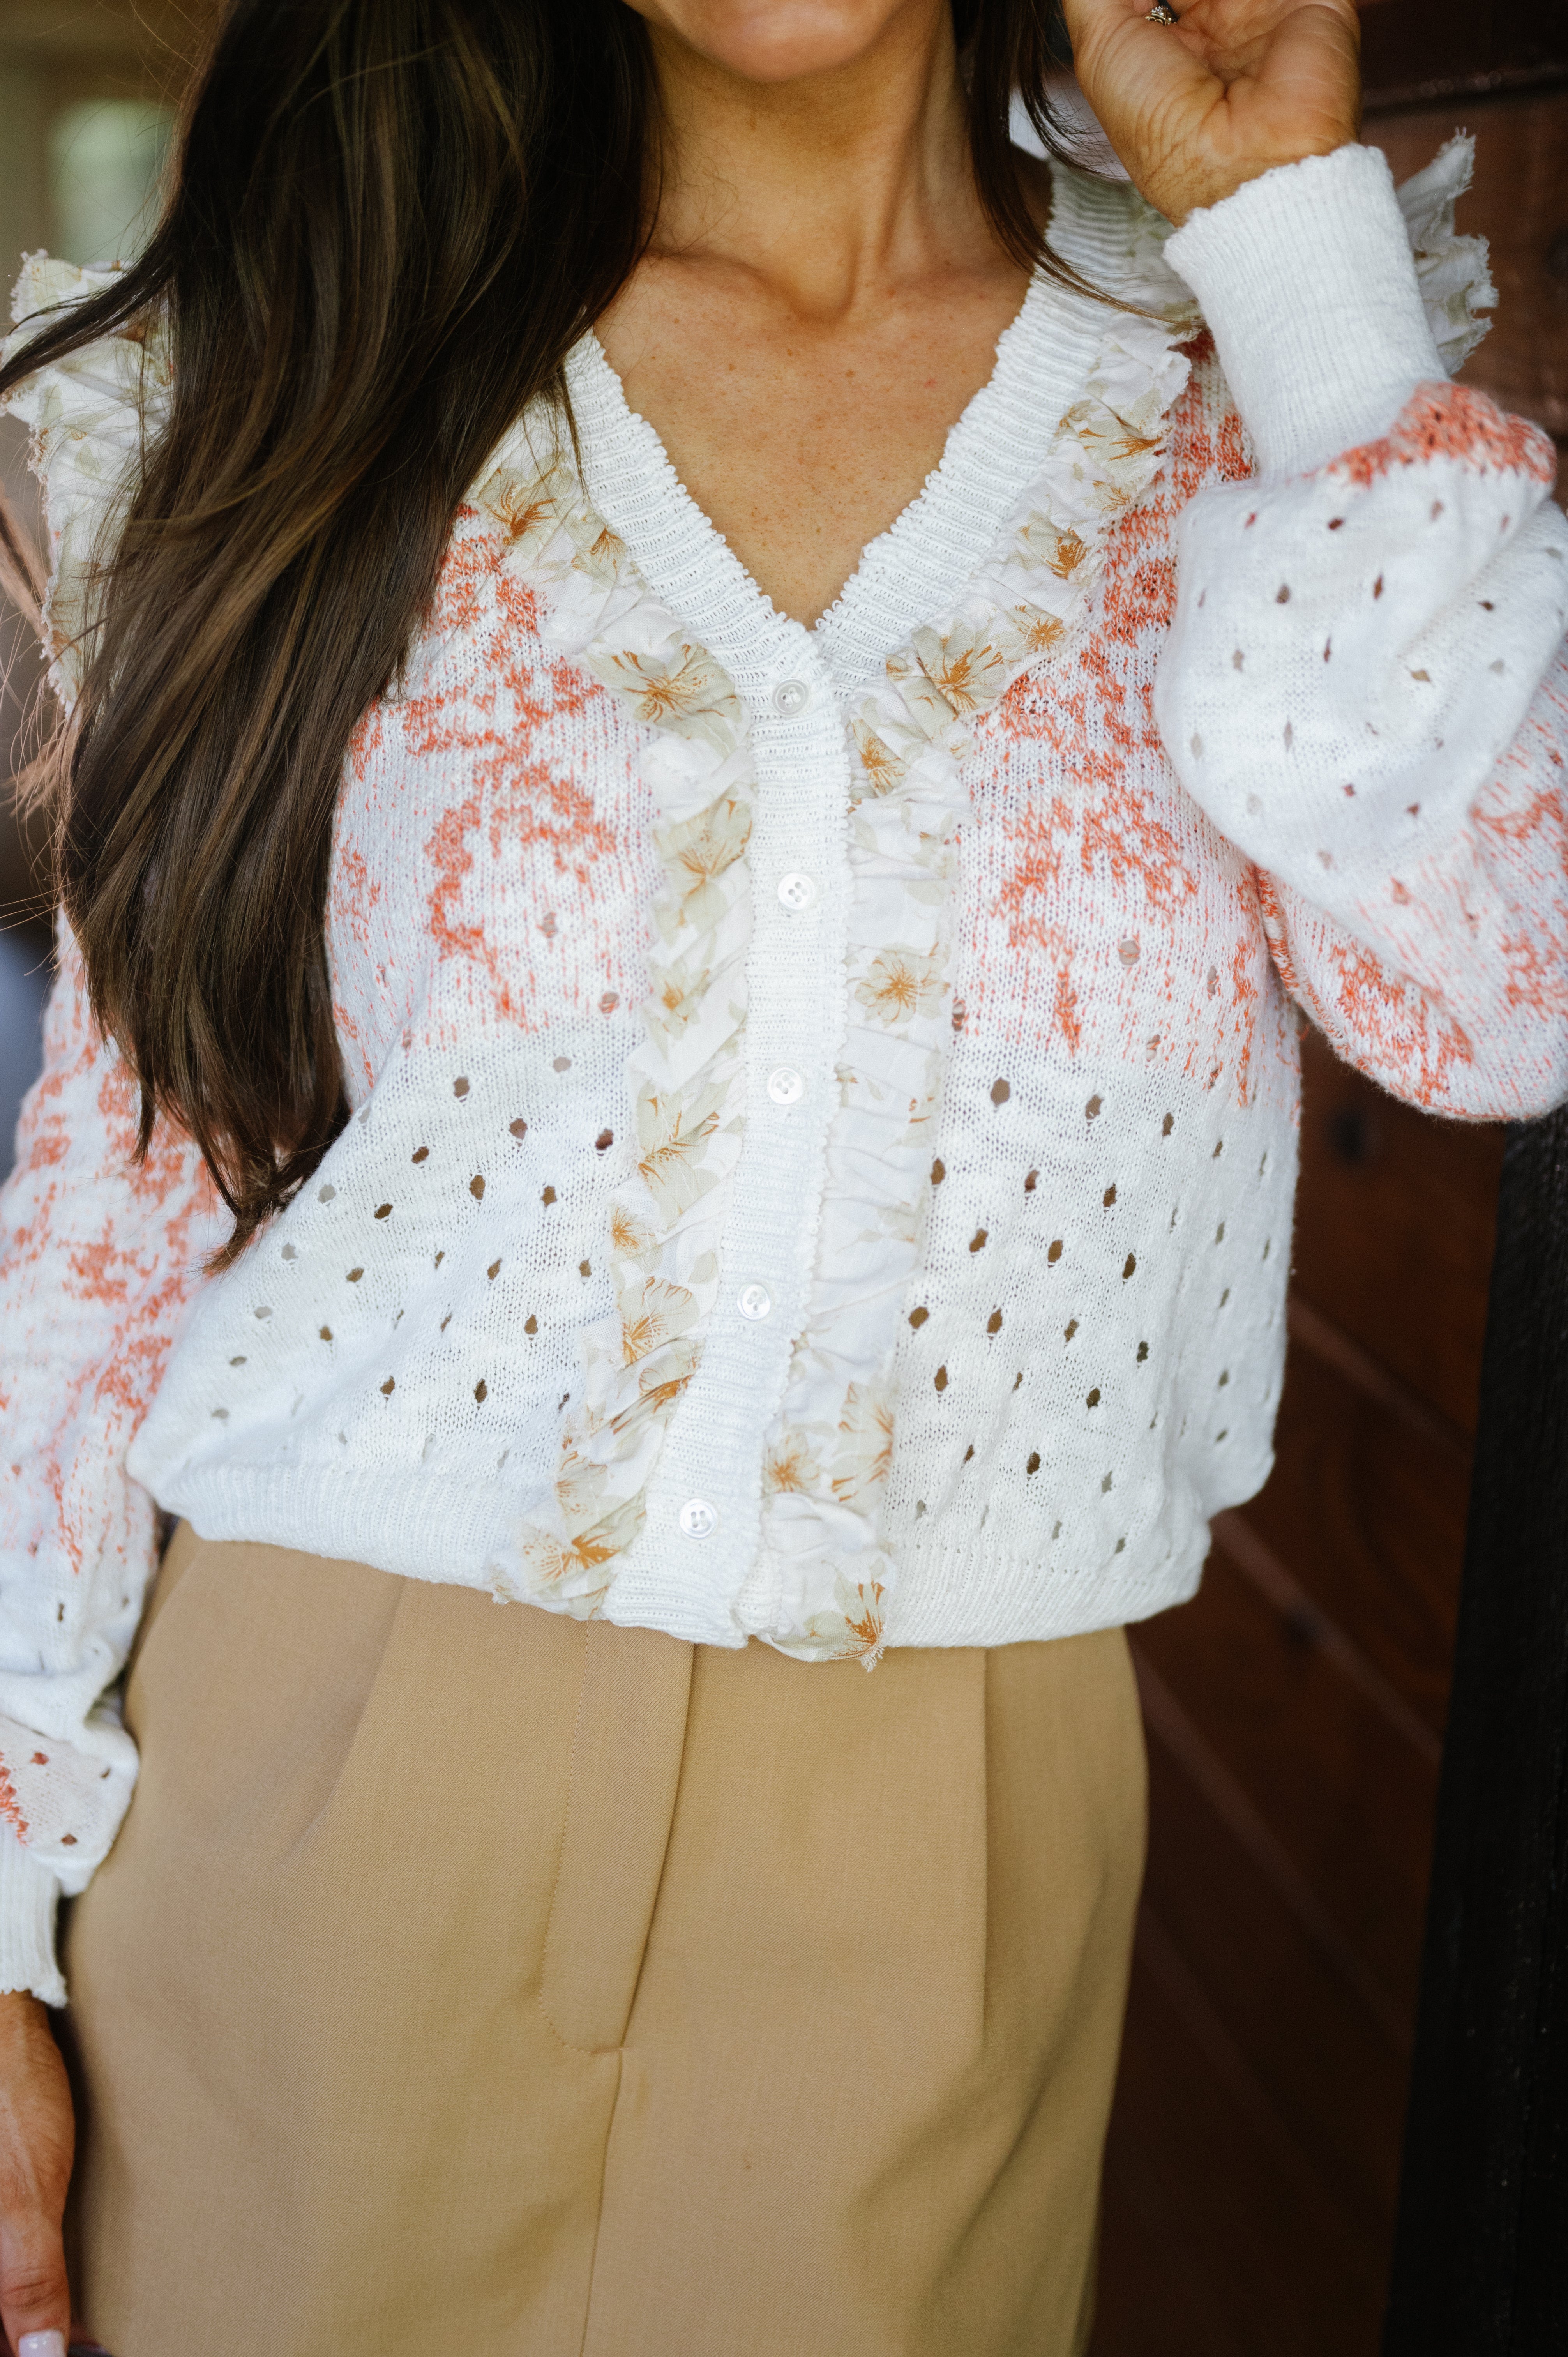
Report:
600,0,1046,625
641,0,989,319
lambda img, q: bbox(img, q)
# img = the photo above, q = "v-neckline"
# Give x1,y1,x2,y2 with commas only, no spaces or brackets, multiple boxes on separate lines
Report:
559,165,1152,701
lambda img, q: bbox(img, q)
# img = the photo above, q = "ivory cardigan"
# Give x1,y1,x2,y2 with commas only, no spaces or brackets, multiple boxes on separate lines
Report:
1,139,1565,2002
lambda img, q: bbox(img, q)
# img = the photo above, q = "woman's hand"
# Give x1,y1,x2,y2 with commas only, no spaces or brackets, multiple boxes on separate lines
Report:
0,1993,75,2357
1061,0,1361,226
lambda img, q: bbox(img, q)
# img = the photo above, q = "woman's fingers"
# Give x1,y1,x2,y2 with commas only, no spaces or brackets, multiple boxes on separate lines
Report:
0,1996,75,2357
1062,0,1360,223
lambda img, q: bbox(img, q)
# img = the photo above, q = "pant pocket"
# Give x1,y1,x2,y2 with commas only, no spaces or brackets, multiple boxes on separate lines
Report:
540,1618,694,2053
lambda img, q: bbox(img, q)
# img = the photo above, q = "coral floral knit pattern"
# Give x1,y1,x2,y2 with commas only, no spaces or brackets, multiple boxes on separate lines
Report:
0,140,1566,2000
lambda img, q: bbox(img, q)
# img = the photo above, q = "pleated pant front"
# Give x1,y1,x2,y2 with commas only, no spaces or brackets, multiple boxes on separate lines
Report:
62,1523,1145,2356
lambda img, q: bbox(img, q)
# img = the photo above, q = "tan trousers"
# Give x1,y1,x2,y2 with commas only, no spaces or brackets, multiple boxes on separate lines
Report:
62,1527,1145,2357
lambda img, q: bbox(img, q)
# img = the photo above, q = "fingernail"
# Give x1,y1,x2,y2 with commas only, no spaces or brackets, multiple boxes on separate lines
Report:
19,2333,67,2357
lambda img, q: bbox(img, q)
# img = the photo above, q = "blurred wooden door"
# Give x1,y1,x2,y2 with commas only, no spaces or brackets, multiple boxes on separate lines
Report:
1091,56,1568,2357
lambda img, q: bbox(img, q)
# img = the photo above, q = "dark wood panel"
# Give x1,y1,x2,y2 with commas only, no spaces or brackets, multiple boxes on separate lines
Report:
1135,1542,1438,2019
1292,1031,1501,1441
1139,1715,1410,2229
1095,1917,1386,2357
1359,0,1568,112
1242,1350,1469,1737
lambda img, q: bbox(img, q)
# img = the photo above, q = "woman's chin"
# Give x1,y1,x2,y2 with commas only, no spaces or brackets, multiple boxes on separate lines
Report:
623,0,925,84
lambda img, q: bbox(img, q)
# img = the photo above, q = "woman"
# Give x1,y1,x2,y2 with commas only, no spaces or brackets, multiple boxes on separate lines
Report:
0,0,1562,2347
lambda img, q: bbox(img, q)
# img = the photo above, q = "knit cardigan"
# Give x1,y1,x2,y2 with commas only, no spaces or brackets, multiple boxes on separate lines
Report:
0,140,1564,2002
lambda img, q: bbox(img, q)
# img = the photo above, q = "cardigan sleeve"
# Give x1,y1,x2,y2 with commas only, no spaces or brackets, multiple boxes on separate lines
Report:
0,267,219,2002
0,928,222,2002
1157,144,1568,1119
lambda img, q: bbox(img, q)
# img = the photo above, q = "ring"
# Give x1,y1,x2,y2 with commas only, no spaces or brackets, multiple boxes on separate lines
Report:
1146,2,1178,20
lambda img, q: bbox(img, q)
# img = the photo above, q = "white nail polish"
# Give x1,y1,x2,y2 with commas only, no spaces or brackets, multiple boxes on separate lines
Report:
19,2332,67,2357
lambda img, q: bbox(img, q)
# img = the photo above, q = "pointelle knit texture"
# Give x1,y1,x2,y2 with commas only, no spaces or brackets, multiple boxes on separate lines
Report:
0,140,1565,2000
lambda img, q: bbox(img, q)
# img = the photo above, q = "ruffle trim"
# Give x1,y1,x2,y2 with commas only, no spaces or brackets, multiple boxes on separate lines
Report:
471,454,758,1616
2,254,168,705
750,223,1197,1665
1395,135,1496,379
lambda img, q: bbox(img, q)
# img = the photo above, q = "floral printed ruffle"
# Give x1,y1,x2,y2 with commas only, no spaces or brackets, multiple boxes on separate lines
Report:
4,254,170,704
475,458,757,1615
753,249,1199,1664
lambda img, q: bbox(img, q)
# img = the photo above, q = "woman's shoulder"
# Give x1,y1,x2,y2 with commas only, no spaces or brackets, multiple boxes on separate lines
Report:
3,254,172,700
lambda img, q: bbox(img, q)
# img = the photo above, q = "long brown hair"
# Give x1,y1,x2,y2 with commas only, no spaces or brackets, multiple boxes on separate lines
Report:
0,0,1075,1260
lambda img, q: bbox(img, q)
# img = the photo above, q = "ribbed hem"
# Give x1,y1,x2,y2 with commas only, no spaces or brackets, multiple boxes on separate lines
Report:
0,1832,65,2008
1164,144,1444,477
881,1475,1236,1647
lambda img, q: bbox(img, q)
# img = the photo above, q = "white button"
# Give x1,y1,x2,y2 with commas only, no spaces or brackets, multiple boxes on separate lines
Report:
772,679,810,717
737,1283,772,1321
678,1497,718,1540
767,1066,805,1106
777,871,818,913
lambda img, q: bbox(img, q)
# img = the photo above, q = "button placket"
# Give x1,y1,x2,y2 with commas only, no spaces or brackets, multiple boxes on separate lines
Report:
596,611,850,1635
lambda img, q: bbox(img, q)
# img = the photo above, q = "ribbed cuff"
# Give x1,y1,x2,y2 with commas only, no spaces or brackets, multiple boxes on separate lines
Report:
0,1831,65,2008
1164,144,1444,478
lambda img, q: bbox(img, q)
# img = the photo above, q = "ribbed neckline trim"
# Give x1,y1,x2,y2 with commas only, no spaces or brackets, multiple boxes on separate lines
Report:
564,163,1152,697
